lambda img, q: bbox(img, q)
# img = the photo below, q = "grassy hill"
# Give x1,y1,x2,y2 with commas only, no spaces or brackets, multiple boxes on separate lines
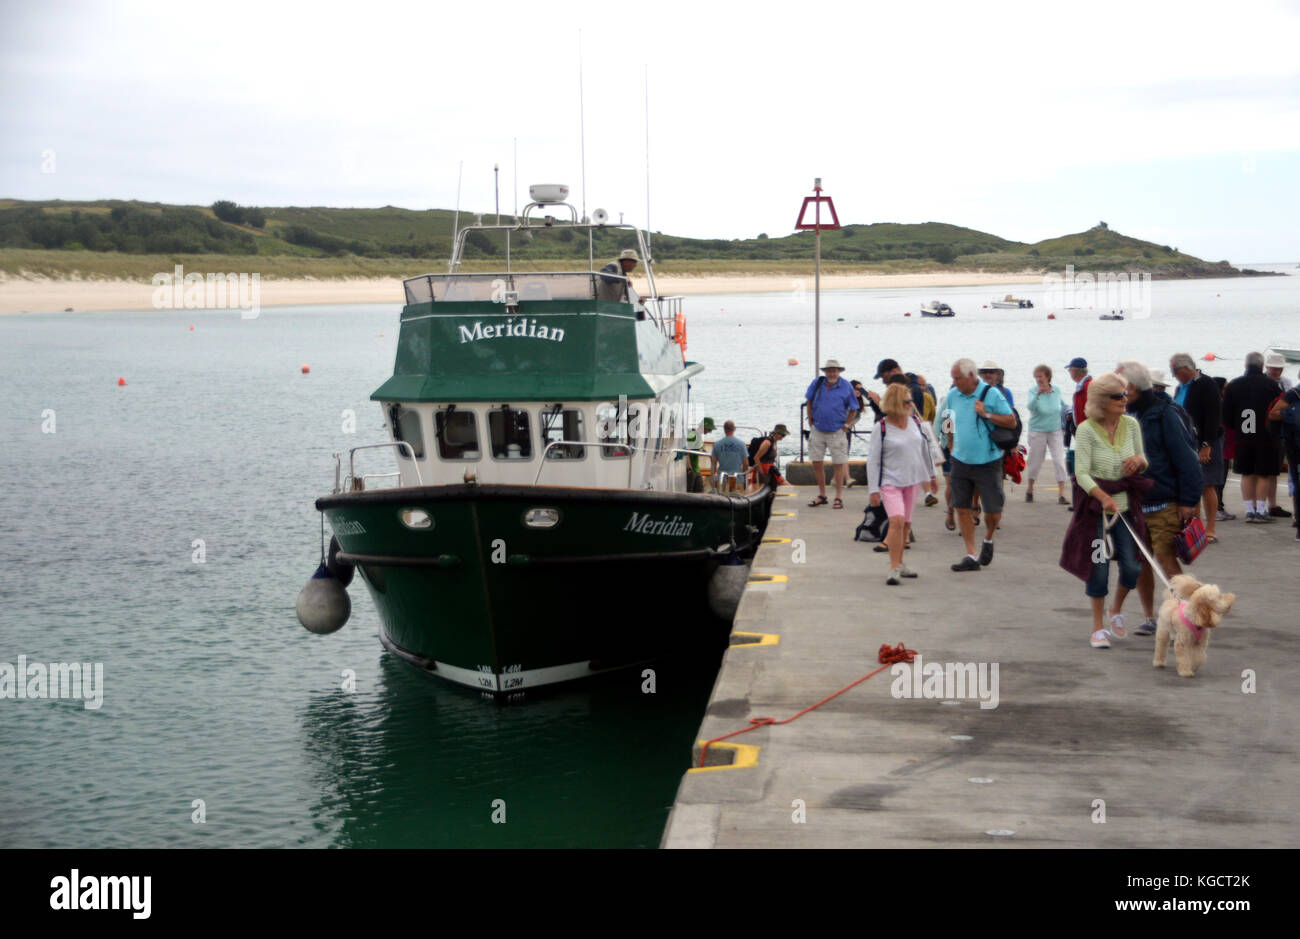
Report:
0,200,1256,280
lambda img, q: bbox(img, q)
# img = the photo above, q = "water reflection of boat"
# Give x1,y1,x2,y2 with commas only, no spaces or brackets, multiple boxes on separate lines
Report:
304,186,774,699
920,300,956,317
990,294,1033,309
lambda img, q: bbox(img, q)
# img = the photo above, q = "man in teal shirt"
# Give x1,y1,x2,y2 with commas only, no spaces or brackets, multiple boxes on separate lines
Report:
940,357,1017,571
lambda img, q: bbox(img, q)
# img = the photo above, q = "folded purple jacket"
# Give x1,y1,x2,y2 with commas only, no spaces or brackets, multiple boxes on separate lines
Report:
1059,475,1155,582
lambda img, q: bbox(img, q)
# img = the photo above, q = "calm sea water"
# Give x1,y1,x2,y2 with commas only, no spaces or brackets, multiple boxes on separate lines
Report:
1,264,1295,848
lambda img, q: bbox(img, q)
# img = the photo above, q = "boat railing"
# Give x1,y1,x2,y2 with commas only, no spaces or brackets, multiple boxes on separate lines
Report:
334,442,423,493
403,271,628,306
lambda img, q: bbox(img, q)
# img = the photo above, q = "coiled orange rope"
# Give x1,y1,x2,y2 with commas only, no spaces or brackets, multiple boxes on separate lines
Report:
697,643,917,768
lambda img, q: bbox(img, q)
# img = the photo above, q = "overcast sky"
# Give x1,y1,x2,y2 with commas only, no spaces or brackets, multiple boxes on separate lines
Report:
2,0,1298,262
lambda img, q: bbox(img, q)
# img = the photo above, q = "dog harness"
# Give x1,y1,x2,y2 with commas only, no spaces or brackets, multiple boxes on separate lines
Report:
1176,601,1205,641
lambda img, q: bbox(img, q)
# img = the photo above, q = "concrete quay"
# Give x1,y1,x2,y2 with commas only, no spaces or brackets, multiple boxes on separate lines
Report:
663,470,1298,848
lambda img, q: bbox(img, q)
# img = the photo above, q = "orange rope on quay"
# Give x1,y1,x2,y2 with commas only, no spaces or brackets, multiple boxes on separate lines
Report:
697,642,917,768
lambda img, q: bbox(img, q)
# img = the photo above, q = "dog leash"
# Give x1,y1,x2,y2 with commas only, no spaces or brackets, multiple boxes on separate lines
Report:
1106,509,1176,596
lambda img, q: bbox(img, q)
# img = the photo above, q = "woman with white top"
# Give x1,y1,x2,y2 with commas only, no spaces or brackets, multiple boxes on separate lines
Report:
867,383,943,585
1025,363,1071,504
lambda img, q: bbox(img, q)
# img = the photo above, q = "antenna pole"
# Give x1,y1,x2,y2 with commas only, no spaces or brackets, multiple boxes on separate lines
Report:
494,163,500,226
450,160,463,273
513,137,518,219
644,64,651,261
578,30,588,224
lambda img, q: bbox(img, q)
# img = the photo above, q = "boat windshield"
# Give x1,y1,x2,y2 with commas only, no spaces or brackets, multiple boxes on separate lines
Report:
404,271,630,305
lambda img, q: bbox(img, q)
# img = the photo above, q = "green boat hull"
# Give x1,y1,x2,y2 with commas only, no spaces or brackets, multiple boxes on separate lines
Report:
316,484,774,697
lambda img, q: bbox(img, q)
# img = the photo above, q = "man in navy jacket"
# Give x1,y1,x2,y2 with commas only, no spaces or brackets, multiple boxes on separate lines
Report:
1117,360,1204,636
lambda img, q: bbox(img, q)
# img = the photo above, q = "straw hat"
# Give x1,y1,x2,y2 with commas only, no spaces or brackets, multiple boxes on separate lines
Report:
821,359,844,371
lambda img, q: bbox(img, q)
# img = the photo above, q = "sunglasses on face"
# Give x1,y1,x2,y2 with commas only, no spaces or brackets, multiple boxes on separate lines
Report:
1108,393,1127,400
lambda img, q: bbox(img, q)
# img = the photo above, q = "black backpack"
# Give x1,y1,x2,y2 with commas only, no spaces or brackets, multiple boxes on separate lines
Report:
978,384,1022,452
748,435,770,463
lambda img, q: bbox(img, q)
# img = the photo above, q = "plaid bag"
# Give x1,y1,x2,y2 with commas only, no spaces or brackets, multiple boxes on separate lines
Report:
1176,515,1208,565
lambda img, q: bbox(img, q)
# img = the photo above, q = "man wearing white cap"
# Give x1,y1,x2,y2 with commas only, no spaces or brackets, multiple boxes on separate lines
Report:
1263,352,1293,517
597,249,640,302
805,359,859,508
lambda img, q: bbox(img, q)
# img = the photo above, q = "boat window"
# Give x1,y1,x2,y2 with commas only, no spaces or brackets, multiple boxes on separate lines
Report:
389,404,425,459
435,407,480,460
488,407,533,460
540,406,586,460
596,403,631,458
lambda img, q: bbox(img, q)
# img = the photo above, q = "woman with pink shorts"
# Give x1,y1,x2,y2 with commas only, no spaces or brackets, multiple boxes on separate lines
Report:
866,384,944,585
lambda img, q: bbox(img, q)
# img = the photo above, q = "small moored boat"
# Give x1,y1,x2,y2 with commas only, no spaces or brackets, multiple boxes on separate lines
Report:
990,294,1033,309
920,300,956,317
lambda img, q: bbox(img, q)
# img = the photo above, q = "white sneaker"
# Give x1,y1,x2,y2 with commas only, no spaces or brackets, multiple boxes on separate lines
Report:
1108,613,1127,638
1090,629,1111,649
887,569,901,586
898,564,918,578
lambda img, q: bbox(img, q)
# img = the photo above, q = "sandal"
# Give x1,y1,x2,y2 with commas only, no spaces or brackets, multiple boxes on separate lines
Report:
1205,534,1219,545
808,495,828,507
945,509,956,531
832,498,844,509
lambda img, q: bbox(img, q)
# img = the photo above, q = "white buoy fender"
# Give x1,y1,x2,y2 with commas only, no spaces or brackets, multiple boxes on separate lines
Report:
297,563,351,634
707,557,749,621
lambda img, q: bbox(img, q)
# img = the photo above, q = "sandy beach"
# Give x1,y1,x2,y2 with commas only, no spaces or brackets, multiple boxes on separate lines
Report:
0,270,1050,314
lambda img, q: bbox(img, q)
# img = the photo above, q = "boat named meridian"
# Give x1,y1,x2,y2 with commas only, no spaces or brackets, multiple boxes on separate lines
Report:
458,319,566,344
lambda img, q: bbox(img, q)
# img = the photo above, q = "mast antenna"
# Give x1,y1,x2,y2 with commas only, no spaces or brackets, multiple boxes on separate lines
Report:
644,63,651,261
450,159,463,273
578,29,587,224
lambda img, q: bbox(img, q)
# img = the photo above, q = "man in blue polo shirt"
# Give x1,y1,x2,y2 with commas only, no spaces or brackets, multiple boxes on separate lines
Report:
805,358,860,508
940,357,1017,571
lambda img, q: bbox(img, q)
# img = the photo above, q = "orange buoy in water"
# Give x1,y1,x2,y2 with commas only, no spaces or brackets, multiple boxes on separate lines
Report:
301,364,311,374
1202,353,1216,361
189,325,195,331
787,357,798,366
117,377,126,386
904,312,912,317
1047,313,1056,319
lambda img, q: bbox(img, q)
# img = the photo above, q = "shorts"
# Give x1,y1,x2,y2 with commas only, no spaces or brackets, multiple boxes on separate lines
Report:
949,457,1004,515
1233,440,1280,477
1143,504,1182,557
1201,436,1225,488
808,426,849,465
880,483,920,521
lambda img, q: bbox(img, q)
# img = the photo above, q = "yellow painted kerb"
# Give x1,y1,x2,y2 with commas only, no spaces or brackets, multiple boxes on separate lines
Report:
730,631,780,647
687,741,761,773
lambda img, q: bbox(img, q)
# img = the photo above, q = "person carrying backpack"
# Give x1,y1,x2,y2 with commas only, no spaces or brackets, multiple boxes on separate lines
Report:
867,384,942,585
748,424,790,487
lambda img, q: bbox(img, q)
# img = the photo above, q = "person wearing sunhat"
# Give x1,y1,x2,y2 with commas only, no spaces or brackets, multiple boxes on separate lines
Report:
978,360,1014,410
597,249,640,301
805,360,859,508
749,424,790,486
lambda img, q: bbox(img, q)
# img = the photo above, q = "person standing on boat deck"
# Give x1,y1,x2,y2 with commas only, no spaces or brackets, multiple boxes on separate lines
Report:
805,359,859,509
597,249,639,302
941,358,1016,571
1171,352,1225,540
1024,364,1070,504
712,420,749,493
868,383,942,586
